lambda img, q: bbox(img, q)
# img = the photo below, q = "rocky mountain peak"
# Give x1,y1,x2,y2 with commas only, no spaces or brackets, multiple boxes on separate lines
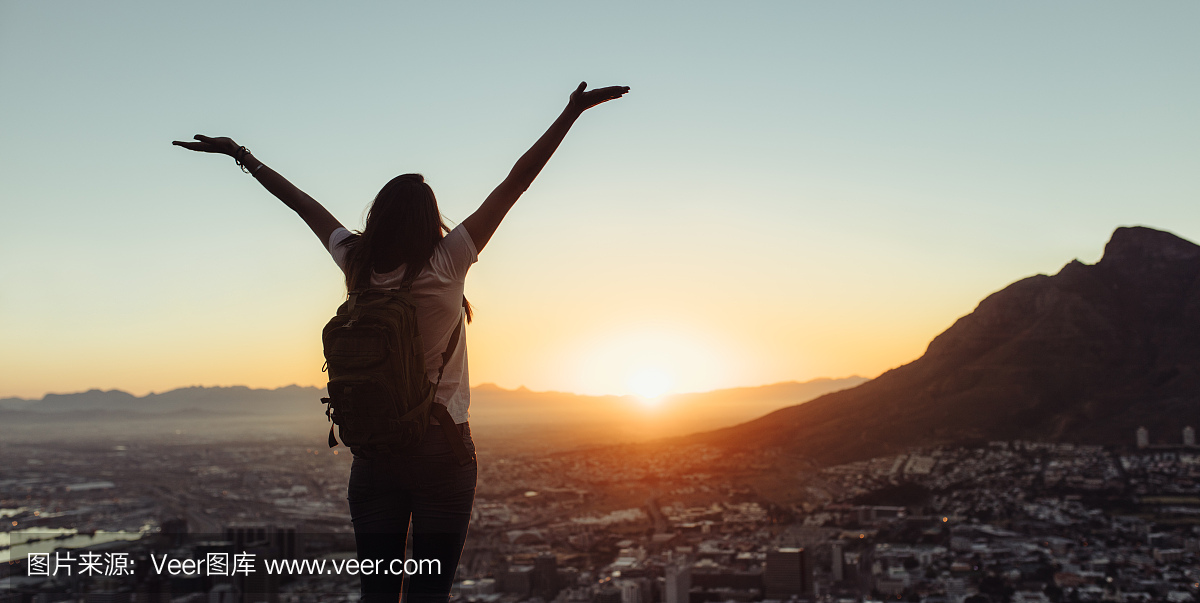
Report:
1100,226,1200,267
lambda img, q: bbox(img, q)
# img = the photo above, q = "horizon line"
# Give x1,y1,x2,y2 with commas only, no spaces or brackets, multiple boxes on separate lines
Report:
1,375,872,403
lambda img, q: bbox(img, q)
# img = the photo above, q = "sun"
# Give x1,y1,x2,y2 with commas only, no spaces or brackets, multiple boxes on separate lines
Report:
628,367,672,402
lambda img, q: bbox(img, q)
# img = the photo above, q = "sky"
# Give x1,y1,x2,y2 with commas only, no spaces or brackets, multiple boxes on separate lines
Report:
2,2,1198,399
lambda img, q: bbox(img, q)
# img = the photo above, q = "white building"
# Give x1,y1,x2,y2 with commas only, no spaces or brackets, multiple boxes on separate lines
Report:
665,560,690,603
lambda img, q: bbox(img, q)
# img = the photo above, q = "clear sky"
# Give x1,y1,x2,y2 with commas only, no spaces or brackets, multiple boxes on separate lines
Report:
2,2,1198,399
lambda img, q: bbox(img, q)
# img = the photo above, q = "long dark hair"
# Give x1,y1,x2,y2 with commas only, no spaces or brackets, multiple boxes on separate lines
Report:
338,173,472,322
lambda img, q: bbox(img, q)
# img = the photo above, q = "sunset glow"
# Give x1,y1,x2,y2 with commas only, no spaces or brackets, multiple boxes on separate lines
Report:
627,366,672,402
557,327,738,398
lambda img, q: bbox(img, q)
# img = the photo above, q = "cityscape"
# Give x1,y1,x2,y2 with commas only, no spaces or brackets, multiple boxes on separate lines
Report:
3,426,1199,603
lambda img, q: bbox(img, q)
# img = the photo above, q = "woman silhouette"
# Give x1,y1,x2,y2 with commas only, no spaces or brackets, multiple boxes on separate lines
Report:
174,81,629,602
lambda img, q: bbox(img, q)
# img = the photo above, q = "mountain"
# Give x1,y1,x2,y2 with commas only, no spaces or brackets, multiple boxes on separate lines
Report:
695,226,1200,465
0,385,325,415
0,378,867,450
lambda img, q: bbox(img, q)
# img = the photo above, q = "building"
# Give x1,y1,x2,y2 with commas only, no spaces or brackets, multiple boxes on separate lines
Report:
224,523,290,602
765,547,811,599
533,552,561,601
617,578,647,603
235,542,280,603
665,560,691,603
224,524,297,560
1184,426,1196,447
1137,426,1150,449
503,565,533,598
225,523,270,550
830,541,844,582
594,587,623,603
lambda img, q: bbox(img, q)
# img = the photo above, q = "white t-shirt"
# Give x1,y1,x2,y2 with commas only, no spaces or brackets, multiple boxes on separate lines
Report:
327,224,478,424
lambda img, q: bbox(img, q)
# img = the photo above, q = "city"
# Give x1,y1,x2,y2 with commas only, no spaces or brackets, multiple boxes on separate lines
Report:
3,426,1199,603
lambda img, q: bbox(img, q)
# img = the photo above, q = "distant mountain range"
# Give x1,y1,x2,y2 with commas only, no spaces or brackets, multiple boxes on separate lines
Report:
0,385,321,415
694,226,1200,465
0,377,867,450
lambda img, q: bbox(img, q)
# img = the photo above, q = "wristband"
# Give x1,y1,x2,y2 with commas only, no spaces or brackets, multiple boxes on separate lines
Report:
234,146,252,173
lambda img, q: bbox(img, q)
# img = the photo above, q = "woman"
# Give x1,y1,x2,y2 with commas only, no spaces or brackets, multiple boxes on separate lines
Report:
174,81,629,602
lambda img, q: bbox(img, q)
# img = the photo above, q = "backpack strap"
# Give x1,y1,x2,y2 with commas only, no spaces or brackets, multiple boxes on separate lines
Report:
435,311,462,386
431,311,474,466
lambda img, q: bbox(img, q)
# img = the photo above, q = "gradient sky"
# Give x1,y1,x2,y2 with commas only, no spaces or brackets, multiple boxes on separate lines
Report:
2,2,1198,399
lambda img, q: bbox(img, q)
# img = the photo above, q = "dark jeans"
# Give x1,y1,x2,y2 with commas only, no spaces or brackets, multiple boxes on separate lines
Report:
348,423,477,603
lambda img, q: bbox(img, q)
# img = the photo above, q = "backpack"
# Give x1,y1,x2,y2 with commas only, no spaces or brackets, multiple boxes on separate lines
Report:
320,278,473,464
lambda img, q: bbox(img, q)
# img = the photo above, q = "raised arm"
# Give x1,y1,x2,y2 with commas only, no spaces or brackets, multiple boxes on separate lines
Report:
462,82,629,253
172,135,344,246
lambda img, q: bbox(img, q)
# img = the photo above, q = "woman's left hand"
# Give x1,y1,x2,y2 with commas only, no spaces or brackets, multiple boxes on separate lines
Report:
172,134,241,156
567,82,630,114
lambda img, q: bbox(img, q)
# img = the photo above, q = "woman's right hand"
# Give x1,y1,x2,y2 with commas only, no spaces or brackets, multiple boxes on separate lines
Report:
172,134,240,155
